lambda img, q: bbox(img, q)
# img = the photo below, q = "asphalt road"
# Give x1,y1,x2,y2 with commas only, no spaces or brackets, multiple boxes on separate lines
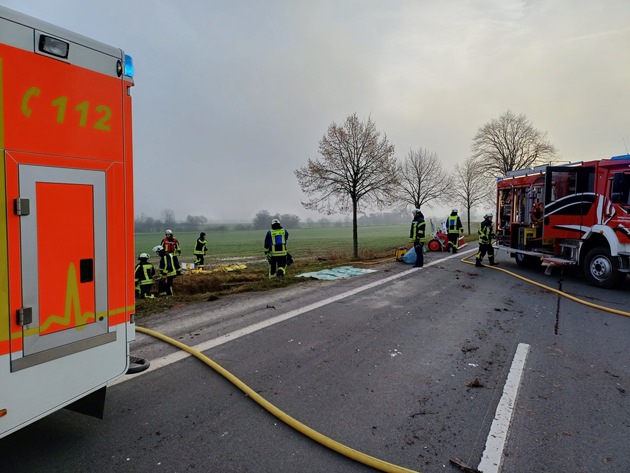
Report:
2,249,629,473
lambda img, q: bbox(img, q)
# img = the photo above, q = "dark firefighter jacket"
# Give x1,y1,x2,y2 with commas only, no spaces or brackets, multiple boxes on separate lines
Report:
409,216,426,243
478,218,496,244
264,225,288,257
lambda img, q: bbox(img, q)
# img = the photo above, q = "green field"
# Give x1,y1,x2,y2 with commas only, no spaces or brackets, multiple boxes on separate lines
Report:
136,223,479,265
136,225,407,263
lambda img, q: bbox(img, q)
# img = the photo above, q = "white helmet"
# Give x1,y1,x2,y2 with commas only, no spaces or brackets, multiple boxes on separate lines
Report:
271,219,280,225
152,245,163,253
451,209,458,213
484,212,493,218
413,208,421,214
139,253,149,259
165,229,173,235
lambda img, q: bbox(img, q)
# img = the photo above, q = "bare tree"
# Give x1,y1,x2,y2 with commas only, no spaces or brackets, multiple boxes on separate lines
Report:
452,156,494,234
160,208,176,229
471,110,557,177
295,113,398,258
398,147,452,210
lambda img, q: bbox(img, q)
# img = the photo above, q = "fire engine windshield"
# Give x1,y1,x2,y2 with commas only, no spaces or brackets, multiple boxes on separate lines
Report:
610,172,630,208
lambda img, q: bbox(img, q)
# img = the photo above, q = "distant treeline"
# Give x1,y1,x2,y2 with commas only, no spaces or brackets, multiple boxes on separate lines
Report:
134,209,415,233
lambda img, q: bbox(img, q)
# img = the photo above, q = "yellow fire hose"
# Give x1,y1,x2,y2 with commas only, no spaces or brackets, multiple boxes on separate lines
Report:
135,325,420,473
461,253,630,318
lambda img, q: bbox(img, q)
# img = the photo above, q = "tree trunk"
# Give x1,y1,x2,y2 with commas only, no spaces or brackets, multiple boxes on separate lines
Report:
352,199,359,259
466,206,472,235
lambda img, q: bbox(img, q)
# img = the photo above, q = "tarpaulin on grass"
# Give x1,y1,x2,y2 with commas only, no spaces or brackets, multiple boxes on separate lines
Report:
296,266,377,280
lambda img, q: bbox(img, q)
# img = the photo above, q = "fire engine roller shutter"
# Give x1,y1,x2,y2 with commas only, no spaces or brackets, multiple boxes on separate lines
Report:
14,164,111,368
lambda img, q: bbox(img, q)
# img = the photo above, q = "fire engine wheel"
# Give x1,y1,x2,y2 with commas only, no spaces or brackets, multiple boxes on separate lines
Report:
428,239,442,252
514,253,542,268
127,356,150,375
583,247,625,289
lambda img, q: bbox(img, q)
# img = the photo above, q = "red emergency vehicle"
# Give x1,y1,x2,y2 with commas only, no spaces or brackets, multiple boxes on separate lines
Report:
1,6,137,437
495,156,630,288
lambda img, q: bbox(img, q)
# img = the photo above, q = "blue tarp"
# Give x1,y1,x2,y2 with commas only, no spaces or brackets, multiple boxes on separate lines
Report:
296,265,377,280
400,246,421,264
400,244,434,264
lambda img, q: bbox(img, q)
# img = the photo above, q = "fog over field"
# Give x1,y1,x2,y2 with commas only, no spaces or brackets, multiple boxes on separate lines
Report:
6,1,630,223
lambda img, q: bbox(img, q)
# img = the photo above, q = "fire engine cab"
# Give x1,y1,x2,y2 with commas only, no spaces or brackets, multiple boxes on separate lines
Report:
495,155,630,288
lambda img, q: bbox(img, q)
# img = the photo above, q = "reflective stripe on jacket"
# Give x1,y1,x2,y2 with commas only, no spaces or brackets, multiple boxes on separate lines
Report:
409,218,426,243
478,220,495,244
194,238,207,255
447,215,461,234
135,263,155,286
161,237,181,255
268,228,287,256
159,253,177,277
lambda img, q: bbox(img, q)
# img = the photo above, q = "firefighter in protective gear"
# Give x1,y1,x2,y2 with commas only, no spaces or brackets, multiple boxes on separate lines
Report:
154,245,177,296
476,212,498,267
160,229,182,274
264,219,289,278
134,253,155,299
193,232,207,269
409,208,426,268
446,209,464,253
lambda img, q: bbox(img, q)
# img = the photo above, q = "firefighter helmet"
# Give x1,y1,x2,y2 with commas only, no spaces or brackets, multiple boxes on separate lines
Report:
413,208,421,214
165,229,173,235
152,245,163,253
271,219,280,225
451,209,458,214
139,253,149,259
484,212,493,218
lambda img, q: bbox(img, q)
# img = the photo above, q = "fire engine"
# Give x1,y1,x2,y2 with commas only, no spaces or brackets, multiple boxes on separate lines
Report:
1,6,138,438
495,155,630,288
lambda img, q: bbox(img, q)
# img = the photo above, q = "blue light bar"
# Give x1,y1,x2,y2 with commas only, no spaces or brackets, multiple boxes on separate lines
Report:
611,154,630,160
124,54,134,77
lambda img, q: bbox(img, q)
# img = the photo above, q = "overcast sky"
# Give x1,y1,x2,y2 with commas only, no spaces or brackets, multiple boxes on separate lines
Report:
4,1,630,223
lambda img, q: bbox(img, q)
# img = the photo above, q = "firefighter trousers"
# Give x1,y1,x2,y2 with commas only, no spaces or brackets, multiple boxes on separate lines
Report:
476,242,495,263
269,255,287,278
158,275,175,296
447,233,459,252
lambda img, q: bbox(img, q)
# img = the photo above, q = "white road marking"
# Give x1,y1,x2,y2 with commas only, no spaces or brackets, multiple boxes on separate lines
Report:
477,342,531,473
112,249,476,386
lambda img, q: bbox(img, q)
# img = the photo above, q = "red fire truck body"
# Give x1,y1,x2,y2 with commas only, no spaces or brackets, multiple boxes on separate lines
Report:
495,156,630,288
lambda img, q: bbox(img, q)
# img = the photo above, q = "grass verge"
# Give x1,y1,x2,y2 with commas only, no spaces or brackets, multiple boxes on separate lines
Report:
134,233,480,319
